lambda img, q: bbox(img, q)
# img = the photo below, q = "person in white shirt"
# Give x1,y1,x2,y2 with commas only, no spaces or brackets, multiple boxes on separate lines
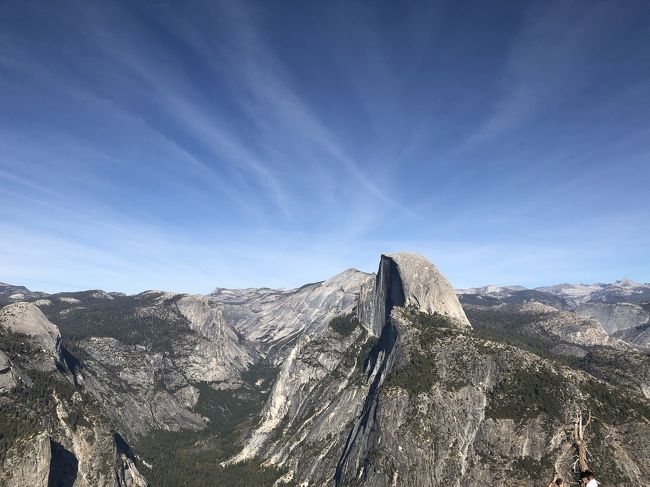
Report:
582,470,599,487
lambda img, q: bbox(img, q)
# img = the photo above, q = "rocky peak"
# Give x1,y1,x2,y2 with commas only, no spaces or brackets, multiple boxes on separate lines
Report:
0,282,48,305
361,253,470,336
321,268,370,289
176,294,229,340
456,284,527,295
613,278,644,289
209,268,372,362
518,301,559,314
0,302,61,355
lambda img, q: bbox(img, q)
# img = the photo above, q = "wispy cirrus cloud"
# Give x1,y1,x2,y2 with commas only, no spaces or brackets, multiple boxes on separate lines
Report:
458,0,650,151
1,0,649,292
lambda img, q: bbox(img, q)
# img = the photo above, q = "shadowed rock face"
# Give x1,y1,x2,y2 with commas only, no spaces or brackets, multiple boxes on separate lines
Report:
373,254,406,333
48,440,78,487
335,256,406,484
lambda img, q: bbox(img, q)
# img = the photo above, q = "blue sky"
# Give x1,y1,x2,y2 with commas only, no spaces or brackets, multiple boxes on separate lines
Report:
1,0,649,294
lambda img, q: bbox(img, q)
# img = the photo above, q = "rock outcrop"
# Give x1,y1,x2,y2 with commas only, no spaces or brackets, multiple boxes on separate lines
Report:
0,302,61,357
211,268,371,362
0,349,17,392
360,253,470,336
226,253,477,483
335,307,650,486
515,302,626,348
575,302,649,334
0,282,48,306
1,428,148,487
1,432,52,487
76,336,206,439
380,253,470,327
0,299,150,487
614,322,650,348
175,294,256,382
223,254,649,487
457,280,650,336
115,453,148,487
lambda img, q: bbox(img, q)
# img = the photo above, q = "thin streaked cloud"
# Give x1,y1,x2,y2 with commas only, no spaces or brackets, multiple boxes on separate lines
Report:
1,0,649,293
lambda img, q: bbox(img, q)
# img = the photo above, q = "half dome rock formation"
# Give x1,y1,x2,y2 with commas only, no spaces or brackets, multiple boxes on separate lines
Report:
361,253,470,336
382,253,471,327
382,253,470,328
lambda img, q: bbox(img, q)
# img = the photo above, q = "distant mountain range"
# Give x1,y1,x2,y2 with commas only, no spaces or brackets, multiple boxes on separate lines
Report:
1,260,649,486
457,278,650,303
456,279,650,334
0,282,48,305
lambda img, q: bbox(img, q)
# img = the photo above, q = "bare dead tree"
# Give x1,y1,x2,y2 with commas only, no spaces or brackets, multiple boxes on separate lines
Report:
572,409,592,476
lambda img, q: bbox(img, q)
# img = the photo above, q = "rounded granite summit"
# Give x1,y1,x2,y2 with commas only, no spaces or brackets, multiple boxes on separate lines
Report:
382,253,471,328
0,302,61,354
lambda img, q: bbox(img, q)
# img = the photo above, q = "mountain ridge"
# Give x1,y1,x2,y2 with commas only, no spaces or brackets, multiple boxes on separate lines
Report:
1,253,649,486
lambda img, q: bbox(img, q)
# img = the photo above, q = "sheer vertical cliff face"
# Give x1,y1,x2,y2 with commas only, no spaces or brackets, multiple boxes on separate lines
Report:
175,294,256,382
368,254,406,336
1,432,52,487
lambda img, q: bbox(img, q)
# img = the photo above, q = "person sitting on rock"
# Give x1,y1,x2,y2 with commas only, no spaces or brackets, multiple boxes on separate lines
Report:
547,474,564,487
